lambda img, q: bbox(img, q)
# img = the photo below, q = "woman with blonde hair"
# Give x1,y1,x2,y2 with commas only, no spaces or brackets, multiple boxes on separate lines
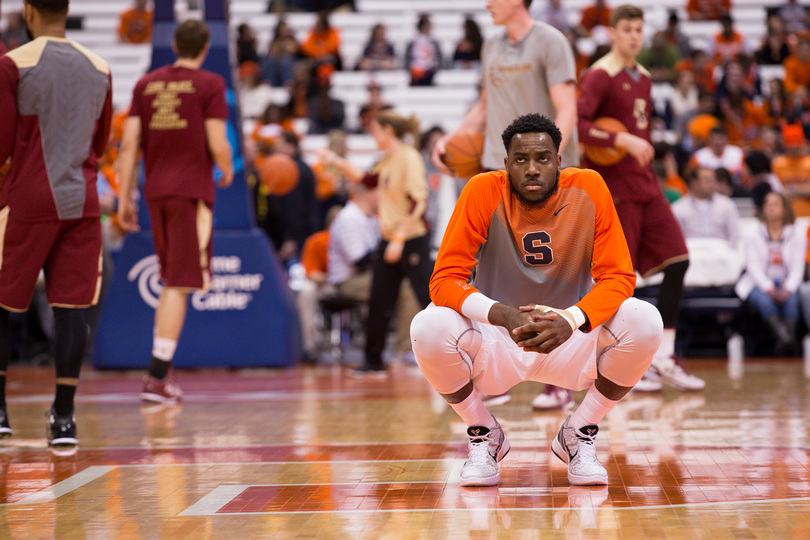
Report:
321,110,432,375
735,191,806,355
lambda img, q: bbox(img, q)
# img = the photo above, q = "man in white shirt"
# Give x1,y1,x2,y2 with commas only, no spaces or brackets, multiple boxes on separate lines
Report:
672,166,741,245
328,181,419,357
691,127,745,185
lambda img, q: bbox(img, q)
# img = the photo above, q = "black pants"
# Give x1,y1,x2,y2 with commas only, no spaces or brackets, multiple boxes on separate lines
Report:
364,234,433,367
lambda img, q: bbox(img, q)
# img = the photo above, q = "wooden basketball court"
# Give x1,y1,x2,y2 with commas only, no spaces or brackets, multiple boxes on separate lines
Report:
1,359,809,537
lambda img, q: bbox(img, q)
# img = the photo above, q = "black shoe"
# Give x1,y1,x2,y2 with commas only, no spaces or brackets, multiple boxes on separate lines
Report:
47,408,78,446
347,364,387,379
0,408,11,438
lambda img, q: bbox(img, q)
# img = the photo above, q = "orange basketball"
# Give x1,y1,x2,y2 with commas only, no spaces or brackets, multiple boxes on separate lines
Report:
584,117,628,166
442,130,484,180
257,153,300,196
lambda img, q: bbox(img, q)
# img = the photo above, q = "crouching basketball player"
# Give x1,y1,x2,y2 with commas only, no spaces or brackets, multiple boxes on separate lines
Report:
410,114,662,486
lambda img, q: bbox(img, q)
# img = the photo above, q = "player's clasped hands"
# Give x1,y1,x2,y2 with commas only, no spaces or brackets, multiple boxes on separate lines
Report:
510,304,574,354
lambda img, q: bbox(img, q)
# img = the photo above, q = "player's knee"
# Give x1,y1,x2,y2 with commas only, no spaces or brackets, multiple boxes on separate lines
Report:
621,298,663,356
410,306,453,360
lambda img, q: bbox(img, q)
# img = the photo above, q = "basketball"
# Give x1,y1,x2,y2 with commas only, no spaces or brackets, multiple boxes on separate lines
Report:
583,117,628,166
442,130,484,180
257,153,300,196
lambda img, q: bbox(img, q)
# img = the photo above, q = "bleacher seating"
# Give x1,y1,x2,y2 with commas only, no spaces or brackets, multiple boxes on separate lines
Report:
2,0,777,129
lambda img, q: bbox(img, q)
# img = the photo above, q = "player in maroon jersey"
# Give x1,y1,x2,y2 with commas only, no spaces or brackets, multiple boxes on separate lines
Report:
0,0,113,446
577,5,704,392
118,19,233,403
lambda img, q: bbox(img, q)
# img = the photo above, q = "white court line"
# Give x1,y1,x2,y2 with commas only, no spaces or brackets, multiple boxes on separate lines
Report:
180,485,251,516
1,465,116,506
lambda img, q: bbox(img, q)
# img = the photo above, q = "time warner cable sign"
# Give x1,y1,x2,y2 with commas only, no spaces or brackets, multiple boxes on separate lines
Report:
94,230,300,369
129,255,264,311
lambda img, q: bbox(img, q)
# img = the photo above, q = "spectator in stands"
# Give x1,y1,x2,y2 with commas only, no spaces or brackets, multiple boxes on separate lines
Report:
357,79,392,133
238,61,275,120
530,0,572,33
577,0,612,37
762,78,792,125
262,133,320,264
686,0,731,21
297,206,342,363
672,167,740,244
236,23,260,66
638,30,681,83
664,11,692,58
312,129,352,216
453,16,484,70
711,14,747,63
716,60,765,145
356,23,396,71
691,126,746,185
667,69,700,134
118,0,153,44
565,29,590,80
327,179,380,304
757,15,791,65
420,125,449,255
261,17,300,88
758,125,783,159
744,150,784,193
326,178,421,361
772,123,810,217
287,63,314,118
712,166,733,196
676,49,716,93
405,14,443,86
2,11,28,51
735,191,806,355
301,10,342,71
252,103,297,155
654,142,688,197
784,39,810,96
653,160,683,203
779,0,809,36
685,90,720,149
307,76,346,134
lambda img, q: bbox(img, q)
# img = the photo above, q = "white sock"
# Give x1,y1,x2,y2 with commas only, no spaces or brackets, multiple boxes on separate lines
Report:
656,328,676,359
152,337,177,361
569,386,617,430
450,388,496,429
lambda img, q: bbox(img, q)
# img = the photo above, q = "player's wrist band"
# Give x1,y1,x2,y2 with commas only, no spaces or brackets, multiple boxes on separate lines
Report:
533,305,585,332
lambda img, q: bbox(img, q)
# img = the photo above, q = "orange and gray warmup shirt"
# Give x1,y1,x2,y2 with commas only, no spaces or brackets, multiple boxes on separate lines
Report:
0,37,112,221
430,168,636,330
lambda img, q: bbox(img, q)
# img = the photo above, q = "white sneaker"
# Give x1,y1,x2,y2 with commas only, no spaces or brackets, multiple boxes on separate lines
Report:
649,355,705,391
633,375,663,392
551,415,608,485
531,385,574,410
460,419,511,487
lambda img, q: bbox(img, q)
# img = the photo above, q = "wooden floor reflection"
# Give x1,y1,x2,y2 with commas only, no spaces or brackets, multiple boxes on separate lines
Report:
1,359,809,538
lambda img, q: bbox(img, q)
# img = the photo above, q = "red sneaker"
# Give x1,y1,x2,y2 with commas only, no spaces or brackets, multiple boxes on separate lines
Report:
141,371,183,403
